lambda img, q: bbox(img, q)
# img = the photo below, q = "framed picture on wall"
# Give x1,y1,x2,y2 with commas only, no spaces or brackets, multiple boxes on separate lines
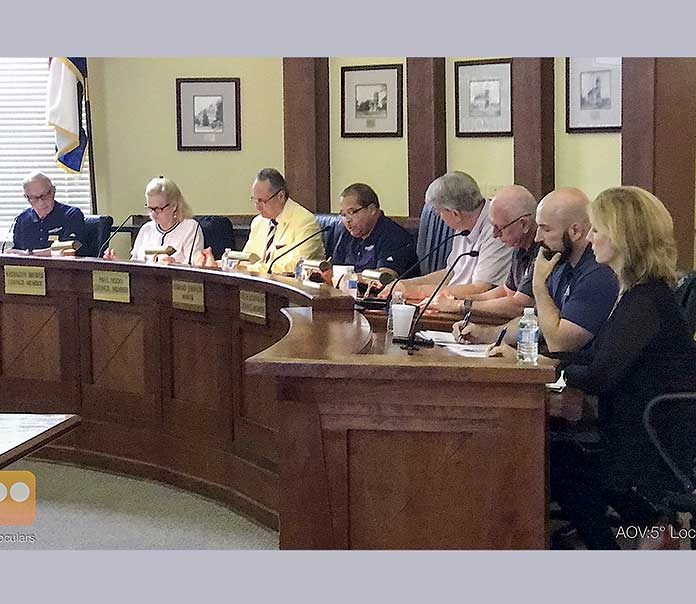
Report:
341,64,403,138
176,77,241,151
455,59,512,137
566,58,622,133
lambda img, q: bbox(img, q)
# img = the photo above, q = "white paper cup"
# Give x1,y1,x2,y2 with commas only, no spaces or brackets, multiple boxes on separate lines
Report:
392,303,417,338
332,265,355,288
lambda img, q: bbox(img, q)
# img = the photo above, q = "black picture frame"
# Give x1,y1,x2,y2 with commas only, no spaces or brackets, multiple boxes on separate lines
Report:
341,64,403,138
566,57,622,134
176,77,241,151
454,58,513,138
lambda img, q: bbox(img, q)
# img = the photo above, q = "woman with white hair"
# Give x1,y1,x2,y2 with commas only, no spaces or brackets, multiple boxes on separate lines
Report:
104,177,203,264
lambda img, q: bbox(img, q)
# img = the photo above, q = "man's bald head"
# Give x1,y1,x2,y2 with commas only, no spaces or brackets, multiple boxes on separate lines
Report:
537,187,590,229
491,185,537,220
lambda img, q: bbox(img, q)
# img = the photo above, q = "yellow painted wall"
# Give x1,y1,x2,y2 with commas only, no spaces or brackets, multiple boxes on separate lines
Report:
329,58,408,216
446,58,514,199
89,57,284,223
554,58,621,199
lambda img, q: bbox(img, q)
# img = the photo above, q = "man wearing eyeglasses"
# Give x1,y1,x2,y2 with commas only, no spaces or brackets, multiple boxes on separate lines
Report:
9,171,85,253
330,183,417,278
242,168,324,274
427,185,540,319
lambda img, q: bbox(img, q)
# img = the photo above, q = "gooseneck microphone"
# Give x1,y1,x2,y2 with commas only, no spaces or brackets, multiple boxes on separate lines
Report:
1,214,19,253
266,226,331,274
99,214,137,257
393,248,480,353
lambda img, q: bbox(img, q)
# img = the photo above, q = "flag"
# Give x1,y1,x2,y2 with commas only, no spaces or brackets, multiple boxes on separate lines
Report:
46,57,89,174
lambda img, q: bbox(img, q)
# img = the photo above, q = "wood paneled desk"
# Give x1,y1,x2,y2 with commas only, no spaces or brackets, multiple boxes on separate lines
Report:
248,308,556,549
0,414,81,469
0,255,557,548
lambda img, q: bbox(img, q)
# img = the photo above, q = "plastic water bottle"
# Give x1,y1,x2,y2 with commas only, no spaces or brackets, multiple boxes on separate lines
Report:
517,307,539,364
294,257,306,279
344,268,359,299
387,290,404,333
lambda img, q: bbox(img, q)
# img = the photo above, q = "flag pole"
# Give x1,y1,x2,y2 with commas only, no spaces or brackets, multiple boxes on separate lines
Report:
84,71,98,215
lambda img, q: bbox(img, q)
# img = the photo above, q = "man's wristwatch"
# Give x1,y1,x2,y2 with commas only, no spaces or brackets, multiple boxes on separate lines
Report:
460,298,473,314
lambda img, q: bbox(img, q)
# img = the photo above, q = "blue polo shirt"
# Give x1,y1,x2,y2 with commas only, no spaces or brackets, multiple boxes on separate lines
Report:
331,212,418,276
12,201,86,252
546,244,619,336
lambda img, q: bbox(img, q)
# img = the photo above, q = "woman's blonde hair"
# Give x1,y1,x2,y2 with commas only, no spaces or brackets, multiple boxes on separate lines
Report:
590,186,677,290
145,176,193,220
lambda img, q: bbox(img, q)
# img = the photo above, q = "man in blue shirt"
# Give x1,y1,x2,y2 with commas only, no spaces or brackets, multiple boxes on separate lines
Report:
330,183,417,277
455,187,619,353
11,172,86,253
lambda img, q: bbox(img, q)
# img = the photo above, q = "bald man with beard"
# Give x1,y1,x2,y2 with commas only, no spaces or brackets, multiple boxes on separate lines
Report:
454,187,619,353
426,185,540,319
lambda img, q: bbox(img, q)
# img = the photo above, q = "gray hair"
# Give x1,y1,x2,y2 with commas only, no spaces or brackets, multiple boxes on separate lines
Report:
255,168,289,198
22,171,54,190
425,171,485,213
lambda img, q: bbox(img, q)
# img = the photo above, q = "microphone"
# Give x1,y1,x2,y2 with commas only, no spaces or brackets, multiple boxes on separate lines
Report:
1,214,19,253
393,249,480,352
188,220,203,265
99,214,137,257
266,226,331,274
365,230,470,310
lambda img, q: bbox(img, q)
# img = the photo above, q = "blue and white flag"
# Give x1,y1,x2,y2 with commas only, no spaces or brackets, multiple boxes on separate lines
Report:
46,57,89,173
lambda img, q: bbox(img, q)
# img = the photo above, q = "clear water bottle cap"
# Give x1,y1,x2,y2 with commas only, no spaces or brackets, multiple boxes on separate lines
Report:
523,307,535,315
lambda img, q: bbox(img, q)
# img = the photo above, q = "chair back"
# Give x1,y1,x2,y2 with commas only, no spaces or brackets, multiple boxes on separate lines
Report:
416,203,455,274
675,272,696,338
314,214,343,256
194,216,235,259
80,215,114,257
643,392,696,493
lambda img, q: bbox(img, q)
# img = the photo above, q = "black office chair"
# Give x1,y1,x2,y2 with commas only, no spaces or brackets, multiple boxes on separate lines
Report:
79,215,114,257
194,216,235,259
416,202,454,274
314,213,342,256
641,392,696,548
675,272,696,338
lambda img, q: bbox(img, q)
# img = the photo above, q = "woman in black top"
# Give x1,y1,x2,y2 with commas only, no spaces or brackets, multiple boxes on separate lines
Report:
551,186,696,549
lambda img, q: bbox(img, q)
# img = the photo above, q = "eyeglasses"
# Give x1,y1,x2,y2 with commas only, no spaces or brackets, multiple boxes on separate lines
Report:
339,206,368,220
25,189,53,203
250,189,282,205
145,202,171,214
492,213,532,237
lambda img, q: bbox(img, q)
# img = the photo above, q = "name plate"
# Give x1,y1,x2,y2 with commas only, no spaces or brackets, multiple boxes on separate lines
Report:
172,280,205,313
4,266,46,296
239,289,266,324
92,270,131,303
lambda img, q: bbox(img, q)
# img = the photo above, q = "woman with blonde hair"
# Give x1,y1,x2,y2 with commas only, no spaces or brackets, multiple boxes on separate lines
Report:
551,186,696,549
104,176,203,264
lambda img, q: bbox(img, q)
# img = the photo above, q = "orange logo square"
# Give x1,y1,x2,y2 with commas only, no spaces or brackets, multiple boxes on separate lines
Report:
0,471,36,525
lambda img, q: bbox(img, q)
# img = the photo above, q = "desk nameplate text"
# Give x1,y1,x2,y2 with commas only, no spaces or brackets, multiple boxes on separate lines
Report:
239,290,266,324
92,270,131,303
172,280,205,313
4,266,46,296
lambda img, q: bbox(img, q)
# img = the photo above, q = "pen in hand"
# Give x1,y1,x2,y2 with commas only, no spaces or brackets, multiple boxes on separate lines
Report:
493,326,508,348
456,310,472,343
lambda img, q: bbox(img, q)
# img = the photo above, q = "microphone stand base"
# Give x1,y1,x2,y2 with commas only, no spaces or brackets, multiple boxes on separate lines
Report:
392,335,435,352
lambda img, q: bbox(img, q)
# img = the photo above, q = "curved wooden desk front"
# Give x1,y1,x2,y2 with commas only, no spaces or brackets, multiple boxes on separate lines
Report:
0,255,353,529
248,308,557,549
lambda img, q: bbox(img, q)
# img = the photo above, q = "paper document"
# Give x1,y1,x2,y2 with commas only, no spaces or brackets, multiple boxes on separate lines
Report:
441,343,490,358
417,330,458,345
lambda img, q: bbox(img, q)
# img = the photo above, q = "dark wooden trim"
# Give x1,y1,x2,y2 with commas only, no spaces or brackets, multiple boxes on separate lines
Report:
454,58,513,138
340,63,403,138
622,58,696,269
512,58,555,200
282,58,330,213
406,58,446,218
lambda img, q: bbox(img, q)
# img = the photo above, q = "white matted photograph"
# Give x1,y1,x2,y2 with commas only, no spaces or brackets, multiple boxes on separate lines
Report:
176,77,241,150
455,59,512,137
341,64,403,137
566,57,622,132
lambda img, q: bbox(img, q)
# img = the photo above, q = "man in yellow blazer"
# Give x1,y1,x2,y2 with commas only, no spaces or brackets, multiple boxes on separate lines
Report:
243,168,325,274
